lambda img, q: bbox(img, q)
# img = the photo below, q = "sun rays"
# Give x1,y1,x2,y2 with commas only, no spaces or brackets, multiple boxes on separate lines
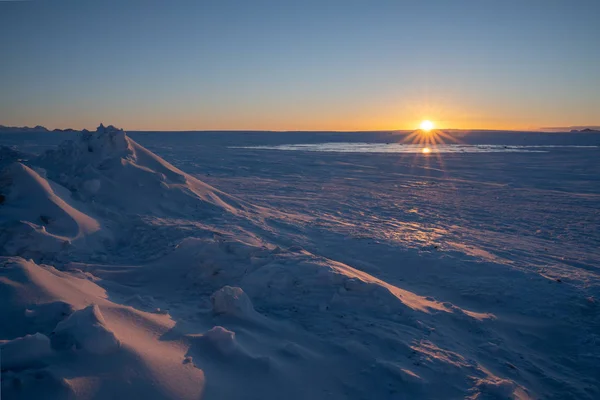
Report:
403,122,459,151
398,122,462,174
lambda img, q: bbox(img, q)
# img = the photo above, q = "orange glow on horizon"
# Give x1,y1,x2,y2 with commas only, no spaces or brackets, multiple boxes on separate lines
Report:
5,109,574,132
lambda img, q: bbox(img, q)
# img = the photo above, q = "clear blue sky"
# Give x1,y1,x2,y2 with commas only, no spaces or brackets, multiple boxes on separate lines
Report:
1,0,599,130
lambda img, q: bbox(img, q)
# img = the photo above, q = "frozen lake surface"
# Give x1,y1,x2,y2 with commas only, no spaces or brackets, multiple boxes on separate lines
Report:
1,129,599,399
233,142,599,153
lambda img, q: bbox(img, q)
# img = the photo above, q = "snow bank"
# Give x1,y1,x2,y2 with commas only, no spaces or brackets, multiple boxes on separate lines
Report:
0,257,205,399
0,332,53,370
35,124,246,216
0,124,262,263
0,161,104,259
0,256,113,345
211,286,257,318
203,326,238,354
24,301,74,333
52,304,120,354
0,162,100,238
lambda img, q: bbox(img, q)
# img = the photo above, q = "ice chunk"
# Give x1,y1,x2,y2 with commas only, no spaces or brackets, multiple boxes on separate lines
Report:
211,286,256,318
203,326,237,354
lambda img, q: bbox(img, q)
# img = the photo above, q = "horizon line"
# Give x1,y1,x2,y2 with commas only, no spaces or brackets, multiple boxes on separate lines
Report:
2,123,600,133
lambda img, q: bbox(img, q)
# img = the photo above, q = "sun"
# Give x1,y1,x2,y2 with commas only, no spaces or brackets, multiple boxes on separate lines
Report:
420,120,434,131
403,119,458,156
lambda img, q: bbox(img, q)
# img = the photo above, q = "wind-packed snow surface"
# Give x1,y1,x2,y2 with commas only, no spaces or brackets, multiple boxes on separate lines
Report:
1,126,599,399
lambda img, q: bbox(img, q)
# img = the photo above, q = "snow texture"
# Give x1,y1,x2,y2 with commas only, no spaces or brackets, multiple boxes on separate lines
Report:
0,125,598,399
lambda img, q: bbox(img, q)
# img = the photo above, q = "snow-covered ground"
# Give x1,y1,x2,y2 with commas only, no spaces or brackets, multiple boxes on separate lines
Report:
1,126,599,399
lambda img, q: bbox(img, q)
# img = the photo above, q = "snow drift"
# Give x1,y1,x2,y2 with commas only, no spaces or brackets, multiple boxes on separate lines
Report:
35,124,248,216
1,125,595,399
0,124,260,260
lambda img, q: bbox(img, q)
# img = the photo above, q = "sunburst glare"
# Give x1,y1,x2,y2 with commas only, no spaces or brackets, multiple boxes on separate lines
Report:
404,121,459,151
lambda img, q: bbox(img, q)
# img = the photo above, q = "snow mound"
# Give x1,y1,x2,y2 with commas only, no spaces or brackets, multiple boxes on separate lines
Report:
0,220,78,259
211,286,257,318
35,124,248,216
0,145,29,169
203,325,238,354
24,301,75,334
0,257,102,339
241,250,488,320
189,325,271,372
52,304,120,354
111,236,488,325
0,332,53,370
0,162,100,238
0,257,206,399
